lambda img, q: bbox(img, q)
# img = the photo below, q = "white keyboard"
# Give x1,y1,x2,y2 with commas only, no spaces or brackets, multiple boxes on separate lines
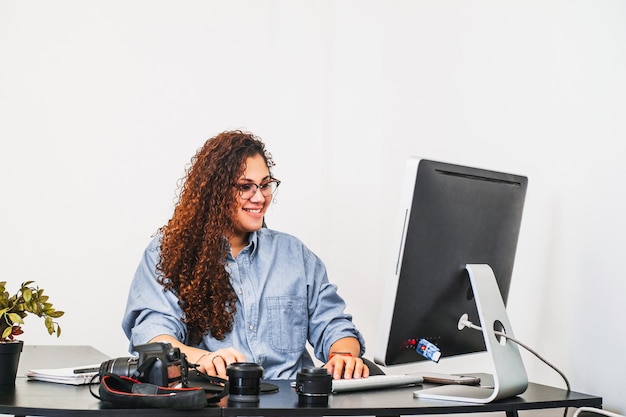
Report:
331,374,423,393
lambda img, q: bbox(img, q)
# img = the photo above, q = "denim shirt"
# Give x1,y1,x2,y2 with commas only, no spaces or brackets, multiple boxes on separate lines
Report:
122,228,365,379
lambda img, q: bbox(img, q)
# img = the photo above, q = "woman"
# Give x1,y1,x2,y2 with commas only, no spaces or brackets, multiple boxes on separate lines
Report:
122,130,368,380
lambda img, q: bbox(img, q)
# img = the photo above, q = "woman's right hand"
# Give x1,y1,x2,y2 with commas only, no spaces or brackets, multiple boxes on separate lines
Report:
195,347,248,379
148,334,247,379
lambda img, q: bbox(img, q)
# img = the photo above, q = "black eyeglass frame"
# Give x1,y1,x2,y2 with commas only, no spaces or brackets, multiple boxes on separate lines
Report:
235,178,281,200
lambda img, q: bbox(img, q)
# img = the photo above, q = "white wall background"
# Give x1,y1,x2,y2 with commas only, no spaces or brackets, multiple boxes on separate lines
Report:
1,0,625,414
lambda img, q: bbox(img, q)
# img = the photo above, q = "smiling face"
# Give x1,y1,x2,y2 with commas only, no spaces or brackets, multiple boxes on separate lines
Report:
229,154,273,251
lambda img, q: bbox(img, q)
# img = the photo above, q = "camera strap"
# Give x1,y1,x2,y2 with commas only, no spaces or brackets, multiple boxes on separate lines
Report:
92,373,229,409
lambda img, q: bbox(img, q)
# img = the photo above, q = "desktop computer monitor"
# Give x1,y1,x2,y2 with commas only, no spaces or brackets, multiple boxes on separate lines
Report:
374,157,529,403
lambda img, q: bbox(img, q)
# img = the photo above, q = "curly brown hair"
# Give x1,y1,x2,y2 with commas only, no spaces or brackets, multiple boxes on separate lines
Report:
157,130,275,344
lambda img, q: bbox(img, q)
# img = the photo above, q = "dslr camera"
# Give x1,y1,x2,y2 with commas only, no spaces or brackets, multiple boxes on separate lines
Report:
99,342,189,388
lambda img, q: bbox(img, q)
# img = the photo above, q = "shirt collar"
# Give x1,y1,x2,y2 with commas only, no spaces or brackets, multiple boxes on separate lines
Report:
227,231,259,260
248,230,259,258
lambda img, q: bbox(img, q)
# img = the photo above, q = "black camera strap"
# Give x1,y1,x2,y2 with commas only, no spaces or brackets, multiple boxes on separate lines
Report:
130,356,157,381
91,373,229,409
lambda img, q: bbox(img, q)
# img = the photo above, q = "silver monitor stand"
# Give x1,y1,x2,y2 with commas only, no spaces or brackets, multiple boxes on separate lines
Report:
414,264,528,403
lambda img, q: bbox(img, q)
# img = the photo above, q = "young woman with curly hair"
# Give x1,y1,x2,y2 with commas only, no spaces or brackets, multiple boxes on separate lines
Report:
122,130,368,380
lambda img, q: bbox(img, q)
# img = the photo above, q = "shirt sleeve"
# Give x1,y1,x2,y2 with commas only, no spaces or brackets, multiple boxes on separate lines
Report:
303,247,366,362
121,237,188,353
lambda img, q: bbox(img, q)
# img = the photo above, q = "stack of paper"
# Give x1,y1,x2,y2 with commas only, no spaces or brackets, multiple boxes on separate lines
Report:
26,365,100,385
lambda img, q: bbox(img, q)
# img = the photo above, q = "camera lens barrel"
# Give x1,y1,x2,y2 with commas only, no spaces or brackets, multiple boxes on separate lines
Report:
99,357,138,378
226,362,264,403
295,367,333,406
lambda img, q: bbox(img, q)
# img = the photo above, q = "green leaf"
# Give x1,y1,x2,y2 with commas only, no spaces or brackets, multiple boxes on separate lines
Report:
23,288,32,303
45,316,54,335
8,313,24,325
2,326,12,340
48,310,65,318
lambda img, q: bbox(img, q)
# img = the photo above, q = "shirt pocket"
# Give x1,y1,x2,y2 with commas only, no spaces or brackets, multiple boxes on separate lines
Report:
266,296,308,354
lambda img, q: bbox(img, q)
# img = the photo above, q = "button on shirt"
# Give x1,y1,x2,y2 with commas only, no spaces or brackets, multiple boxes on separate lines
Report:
122,228,365,379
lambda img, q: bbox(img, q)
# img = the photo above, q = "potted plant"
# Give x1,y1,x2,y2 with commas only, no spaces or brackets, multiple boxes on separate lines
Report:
0,280,64,385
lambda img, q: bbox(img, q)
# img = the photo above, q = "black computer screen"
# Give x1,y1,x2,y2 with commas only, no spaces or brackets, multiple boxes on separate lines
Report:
374,158,527,366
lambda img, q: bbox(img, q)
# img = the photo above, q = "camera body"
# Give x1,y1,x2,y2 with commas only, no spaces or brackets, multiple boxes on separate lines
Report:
99,342,189,388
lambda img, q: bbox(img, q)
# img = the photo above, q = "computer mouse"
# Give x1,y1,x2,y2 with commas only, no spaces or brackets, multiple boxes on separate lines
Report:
361,357,386,376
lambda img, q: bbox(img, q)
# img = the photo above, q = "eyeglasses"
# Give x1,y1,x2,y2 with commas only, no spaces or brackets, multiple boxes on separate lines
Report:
235,179,281,200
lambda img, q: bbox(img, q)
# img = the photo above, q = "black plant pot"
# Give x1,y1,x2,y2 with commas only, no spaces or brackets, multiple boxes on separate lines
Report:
0,340,24,385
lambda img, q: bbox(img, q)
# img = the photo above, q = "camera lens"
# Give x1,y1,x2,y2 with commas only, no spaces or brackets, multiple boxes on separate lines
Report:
99,357,138,378
295,367,332,406
226,362,264,403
